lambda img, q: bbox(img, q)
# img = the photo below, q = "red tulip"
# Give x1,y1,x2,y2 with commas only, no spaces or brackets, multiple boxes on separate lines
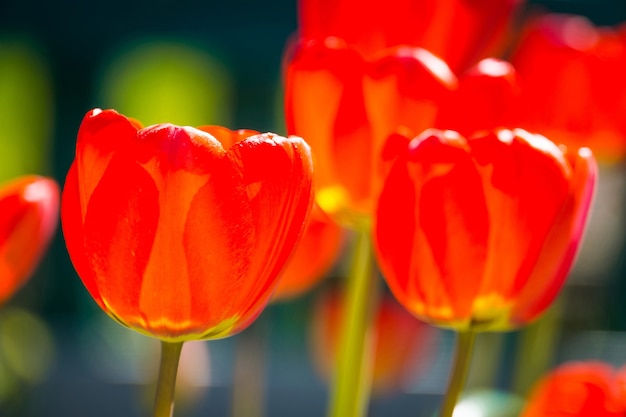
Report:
520,361,626,417
285,38,456,225
61,109,314,342
511,14,626,163
297,0,522,73
310,289,436,394
374,128,596,331
435,58,521,137
272,204,345,301
0,175,59,304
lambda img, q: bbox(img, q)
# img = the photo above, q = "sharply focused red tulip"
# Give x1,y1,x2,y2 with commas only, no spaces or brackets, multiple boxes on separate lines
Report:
61,109,314,342
374,128,596,331
0,176,59,304
286,35,457,226
520,361,626,417
272,204,345,301
311,289,436,394
511,14,626,163
297,0,522,73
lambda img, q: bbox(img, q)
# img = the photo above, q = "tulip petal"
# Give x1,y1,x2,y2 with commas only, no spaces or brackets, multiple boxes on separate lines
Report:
376,130,489,327
81,154,159,333
75,109,140,222
417,0,522,73
435,58,520,137
364,47,457,153
511,147,597,325
285,39,369,217
226,134,313,328
521,361,624,417
297,0,520,71
0,176,59,304
511,14,626,162
183,159,256,339
197,125,259,150
468,130,571,327
62,164,104,310
298,0,430,58
133,125,238,339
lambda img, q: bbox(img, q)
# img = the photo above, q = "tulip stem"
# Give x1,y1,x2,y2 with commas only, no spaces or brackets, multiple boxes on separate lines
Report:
328,229,376,417
440,330,476,417
154,341,184,417
232,316,267,417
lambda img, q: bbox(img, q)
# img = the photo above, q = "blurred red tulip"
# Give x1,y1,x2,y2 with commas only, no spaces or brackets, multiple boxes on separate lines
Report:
435,58,521,137
297,0,522,72
61,109,314,342
272,205,345,301
286,0,525,225
0,176,59,304
511,14,626,163
311,289,436,394
520,361,626,417
374,128,596,331
285,39,456,225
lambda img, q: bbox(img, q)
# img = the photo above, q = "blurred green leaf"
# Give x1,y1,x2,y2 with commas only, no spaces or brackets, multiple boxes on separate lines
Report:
98,40,233,127
0,307,55,384
0,39,54,181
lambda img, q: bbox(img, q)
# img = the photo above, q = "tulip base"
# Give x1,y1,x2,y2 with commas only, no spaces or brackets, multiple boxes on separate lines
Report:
439,330,476,417
154,341,184,417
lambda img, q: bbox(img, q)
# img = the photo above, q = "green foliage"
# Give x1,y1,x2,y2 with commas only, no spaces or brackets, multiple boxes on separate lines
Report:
98,40,233,127
0,39,53,181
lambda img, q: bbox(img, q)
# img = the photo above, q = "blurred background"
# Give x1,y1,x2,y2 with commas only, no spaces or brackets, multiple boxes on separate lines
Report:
1,0,626,416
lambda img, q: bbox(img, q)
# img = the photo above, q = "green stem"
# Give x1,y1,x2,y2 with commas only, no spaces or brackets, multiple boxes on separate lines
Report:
512,301,561,395
328,229,377,417
439,330,476,417
154,341,184,417
232,316,267,417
